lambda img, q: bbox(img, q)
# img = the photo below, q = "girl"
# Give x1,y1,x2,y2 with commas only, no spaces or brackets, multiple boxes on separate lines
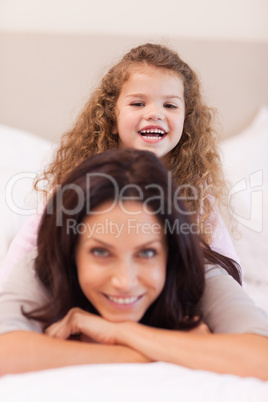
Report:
0,149,267,378
1,42,237,279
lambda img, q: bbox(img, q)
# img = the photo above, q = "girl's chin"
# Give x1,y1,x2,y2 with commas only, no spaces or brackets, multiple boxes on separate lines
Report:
118,139,167,158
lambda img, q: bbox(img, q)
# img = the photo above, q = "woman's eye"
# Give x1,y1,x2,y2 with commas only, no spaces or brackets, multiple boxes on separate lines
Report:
164,103,177,109
90,248,109,258
138,249,157,258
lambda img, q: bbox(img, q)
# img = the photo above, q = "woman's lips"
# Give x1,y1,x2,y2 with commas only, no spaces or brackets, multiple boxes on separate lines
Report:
103,293,143,306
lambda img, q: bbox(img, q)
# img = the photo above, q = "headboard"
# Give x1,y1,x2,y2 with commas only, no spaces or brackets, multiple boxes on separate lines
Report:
0,33,267,143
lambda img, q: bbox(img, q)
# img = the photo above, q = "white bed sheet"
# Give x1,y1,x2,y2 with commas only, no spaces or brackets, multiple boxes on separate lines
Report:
1,362,268,402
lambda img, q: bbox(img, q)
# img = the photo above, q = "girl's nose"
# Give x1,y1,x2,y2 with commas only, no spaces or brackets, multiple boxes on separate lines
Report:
145,106,164,121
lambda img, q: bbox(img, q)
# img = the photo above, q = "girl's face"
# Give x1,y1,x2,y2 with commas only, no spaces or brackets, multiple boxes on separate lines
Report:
75,201,167,323
114,65,185,158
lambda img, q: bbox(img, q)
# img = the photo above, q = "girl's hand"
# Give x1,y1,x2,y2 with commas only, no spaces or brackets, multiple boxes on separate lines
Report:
45,308,118,344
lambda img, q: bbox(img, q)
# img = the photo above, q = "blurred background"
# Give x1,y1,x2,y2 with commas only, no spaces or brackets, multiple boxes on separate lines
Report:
0,0,268,142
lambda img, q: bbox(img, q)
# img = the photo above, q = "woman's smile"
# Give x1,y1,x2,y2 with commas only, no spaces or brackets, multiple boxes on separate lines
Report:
101,293,145,312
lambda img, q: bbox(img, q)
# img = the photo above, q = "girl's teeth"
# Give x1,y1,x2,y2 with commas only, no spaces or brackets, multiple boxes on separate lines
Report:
140,129,166,139
140,129,165,135
107,295,139,304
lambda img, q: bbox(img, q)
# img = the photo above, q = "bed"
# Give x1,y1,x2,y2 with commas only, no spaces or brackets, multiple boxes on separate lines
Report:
0,33,268,401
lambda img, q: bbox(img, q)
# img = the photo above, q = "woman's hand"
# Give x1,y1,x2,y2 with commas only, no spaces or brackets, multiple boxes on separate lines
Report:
187,321,211,334
45,308,118,344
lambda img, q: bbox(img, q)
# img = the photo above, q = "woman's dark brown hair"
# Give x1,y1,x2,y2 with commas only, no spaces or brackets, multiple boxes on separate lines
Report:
26,148,241,330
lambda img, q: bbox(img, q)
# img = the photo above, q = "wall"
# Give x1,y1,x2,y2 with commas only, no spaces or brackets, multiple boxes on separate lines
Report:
1,33,267,143
0,0,268,42
0,0,267,143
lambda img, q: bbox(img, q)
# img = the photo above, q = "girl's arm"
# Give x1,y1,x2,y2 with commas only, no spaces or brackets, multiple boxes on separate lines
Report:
46,308,268,380
0,331,149,376
0,212,42,289
209,211,240,263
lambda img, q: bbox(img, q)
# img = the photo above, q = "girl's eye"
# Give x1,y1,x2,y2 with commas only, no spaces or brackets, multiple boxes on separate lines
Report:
138,248,157,258
164,103,178,109
130,102,144,107
90,248,110,258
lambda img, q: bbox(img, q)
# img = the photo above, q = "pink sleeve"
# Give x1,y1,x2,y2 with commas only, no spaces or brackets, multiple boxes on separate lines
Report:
209,212,240,263
209,212,245,286
0,212,43,288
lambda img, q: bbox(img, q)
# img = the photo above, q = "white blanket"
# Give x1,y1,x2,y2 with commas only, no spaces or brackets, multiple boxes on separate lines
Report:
1,362,268,402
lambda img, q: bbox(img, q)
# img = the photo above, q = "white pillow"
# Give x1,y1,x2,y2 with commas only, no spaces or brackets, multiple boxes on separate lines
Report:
0,125,53,265
221,106,268,286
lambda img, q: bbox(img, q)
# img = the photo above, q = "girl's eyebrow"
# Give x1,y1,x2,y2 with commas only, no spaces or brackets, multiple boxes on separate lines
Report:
125,93,145,98
125,93,184,102
165,95,184,103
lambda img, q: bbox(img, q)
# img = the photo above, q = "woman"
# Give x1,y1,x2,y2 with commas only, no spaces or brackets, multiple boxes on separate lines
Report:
0,149,267,378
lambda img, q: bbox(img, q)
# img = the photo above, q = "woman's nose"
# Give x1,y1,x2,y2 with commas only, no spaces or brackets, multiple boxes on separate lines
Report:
111,261,138,291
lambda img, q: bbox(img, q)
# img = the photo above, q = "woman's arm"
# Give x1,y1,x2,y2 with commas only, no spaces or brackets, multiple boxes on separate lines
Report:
45,296,268,380
0,252,149,375
46,308,268,380
116,322,268,379
45,267,268,379
0,330,149,376
115,268,268,379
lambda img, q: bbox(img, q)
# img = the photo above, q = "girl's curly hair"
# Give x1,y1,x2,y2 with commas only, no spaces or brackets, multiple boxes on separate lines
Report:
36,43,227,242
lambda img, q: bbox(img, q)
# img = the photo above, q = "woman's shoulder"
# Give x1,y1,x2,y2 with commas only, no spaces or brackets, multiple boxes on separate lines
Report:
202,264,268,336
1,247,49,299
0,248,49,335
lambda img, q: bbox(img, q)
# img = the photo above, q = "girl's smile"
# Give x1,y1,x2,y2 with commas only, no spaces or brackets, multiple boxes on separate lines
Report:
138,125,167,143
75,201,168,323
115,65,185,158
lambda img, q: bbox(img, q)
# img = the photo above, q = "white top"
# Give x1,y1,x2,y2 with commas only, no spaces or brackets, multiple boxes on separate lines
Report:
0,250,268,336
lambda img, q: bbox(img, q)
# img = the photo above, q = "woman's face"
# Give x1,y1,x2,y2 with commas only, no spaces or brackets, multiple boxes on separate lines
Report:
75,201,168,322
